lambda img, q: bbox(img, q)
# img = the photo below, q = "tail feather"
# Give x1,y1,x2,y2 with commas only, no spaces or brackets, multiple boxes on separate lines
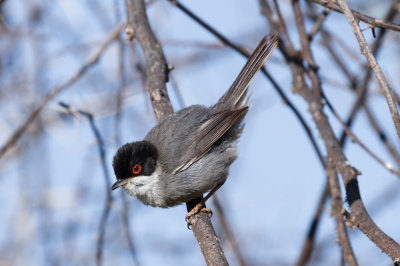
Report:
215,35,278,110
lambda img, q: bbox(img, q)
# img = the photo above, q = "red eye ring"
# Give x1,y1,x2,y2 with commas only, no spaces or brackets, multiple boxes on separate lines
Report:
132,164,142,175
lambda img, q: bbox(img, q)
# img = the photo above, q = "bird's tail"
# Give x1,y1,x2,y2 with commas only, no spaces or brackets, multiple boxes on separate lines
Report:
215,35,278,110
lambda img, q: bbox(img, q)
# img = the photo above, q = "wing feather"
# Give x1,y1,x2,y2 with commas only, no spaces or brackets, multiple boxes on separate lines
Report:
174,107,248,173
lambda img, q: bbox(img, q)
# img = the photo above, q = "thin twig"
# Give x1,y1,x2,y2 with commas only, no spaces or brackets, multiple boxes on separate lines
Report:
113,8,141,263
308,8,330,41
264,0,400,261
122,192,141,266
297,3,398,261
258,2,330,263
320,31,357,87
301,82,400,262
312,0,400,32
336,0,400,140
296,182,329,266
323,95,400,177
337,0,397,147
272,0,295,52
363,105,400,168
213,195,247,266
58,102,113,266
292,0,318,69
170,0,325,168
114,7,127,146
314,0,400,178
0,22,125,160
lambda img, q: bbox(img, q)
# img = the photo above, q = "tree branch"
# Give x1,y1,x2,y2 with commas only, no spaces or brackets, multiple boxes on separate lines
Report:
326,162,358,266
335,0,400,146
296,182,329,266
125,0,228,265
312,0,400,32
125,0,173,121
261,0,400,262
301,83,400,262
0,22,124,160
58,102,114,266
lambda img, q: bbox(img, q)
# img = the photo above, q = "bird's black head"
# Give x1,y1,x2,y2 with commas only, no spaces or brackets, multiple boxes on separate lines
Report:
111,141,158,190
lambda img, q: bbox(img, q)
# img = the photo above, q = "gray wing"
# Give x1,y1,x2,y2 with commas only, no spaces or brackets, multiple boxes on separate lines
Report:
144,105,248,174
173,106,248,174
144,36,277,174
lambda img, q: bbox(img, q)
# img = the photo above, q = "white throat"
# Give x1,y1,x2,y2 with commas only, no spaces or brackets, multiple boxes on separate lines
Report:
122,163,163,207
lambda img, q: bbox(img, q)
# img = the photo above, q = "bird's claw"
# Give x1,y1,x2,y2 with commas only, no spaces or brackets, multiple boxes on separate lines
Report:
186,205,213,228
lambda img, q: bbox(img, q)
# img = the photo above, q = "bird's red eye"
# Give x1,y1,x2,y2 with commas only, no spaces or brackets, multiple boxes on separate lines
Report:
132,164,142,175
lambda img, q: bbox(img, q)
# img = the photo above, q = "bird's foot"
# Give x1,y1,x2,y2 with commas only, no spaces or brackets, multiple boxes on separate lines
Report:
185,205,213,225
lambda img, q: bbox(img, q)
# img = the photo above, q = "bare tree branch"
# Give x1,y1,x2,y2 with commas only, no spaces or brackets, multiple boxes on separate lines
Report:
326,162,358,266
214,195,247,266
312,0,400,32
58,102,113,266
0,22,125,160
363,105,400,168
261,0,400,262
124,0,228,265
122,192,141,266
125,0,173,121
171,0,325,169
324,95,400,177
336,0,400,143
259,2,330,263
296,182,329,266
301,83,400,262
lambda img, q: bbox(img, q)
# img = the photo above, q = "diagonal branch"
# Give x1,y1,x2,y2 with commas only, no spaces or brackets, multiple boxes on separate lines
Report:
58,102,114,266
0,22,125,160
170,0,325,168
125,0,173,121
262,0,400,262
326,162,358,266
324,95,400,177
312,0,400,32
300,82,400,262
336,0,400,153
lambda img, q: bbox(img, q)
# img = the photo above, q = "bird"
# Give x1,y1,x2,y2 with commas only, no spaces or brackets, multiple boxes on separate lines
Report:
111,35,278,218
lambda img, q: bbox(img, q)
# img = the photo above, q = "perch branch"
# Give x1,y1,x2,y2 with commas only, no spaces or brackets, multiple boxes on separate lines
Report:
125,0,228,265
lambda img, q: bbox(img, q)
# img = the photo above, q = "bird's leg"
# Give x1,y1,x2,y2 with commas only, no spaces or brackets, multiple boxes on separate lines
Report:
186,182,224,221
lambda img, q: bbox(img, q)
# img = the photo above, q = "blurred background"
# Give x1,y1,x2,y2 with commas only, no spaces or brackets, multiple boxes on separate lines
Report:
1,0,400,265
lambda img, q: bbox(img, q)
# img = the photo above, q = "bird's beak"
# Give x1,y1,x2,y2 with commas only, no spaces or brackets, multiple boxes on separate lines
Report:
111,178,132,190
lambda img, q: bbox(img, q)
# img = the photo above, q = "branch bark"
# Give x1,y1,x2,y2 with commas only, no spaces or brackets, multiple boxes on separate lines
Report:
327,162,358,266
125,0,173,121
